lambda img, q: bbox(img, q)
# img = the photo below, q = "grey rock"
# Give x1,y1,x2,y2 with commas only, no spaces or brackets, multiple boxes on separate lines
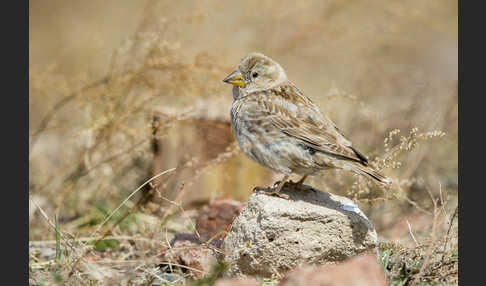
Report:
222,184,378,278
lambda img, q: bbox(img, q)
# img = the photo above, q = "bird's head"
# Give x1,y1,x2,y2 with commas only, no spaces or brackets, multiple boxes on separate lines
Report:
223,53,288,95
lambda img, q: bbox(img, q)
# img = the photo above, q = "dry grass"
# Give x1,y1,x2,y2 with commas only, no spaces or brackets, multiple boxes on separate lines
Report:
29,0,457,285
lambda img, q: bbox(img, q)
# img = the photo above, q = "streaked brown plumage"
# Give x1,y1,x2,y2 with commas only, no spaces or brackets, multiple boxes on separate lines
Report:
223,53,390,198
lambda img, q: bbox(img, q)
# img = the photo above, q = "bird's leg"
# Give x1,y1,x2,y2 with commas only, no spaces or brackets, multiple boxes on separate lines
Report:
296,175,308,185
272,175,290,199
288,175,312,191
274,175,289,193
257,175,290,199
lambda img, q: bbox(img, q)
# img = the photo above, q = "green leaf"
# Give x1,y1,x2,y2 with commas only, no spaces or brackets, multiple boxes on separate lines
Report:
55,215,62,261
379,248,392,270
92,239,119,252
51,268,62,284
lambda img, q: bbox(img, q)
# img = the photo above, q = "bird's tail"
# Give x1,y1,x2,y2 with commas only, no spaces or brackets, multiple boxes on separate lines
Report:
354,165,392,186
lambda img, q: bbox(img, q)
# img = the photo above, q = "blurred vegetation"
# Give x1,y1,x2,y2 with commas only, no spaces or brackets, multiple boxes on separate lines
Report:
29,0,457,284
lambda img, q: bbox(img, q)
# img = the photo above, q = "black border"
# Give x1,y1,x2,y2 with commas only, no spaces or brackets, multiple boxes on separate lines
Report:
458,0,479,285
4,0,29,284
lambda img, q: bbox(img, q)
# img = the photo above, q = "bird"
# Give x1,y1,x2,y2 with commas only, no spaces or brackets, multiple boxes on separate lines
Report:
223,52,391,199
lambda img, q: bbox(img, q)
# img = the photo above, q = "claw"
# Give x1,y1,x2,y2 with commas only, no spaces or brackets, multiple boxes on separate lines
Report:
254,175,291,199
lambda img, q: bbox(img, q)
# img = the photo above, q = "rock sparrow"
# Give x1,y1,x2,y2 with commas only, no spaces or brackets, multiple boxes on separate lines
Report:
223,53,390,198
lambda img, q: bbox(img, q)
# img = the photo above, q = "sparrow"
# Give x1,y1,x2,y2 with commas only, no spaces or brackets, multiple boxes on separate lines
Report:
223,52,390,199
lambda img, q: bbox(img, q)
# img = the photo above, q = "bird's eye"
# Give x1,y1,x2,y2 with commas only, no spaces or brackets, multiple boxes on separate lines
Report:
252,72,258,78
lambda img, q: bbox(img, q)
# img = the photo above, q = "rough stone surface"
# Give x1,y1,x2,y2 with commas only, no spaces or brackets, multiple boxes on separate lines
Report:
279,252,387,286
222,184,378,277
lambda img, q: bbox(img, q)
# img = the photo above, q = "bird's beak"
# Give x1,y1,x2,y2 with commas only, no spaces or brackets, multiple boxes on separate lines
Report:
223,70,246,87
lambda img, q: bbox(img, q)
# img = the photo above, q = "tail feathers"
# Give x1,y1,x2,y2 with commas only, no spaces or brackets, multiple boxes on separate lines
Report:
355,165,391,185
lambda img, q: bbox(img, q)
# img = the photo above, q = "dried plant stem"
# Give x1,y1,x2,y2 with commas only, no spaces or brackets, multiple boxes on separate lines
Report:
158,261,204,273
29,77,109,153
412,187,440,284
29,195,104,277
406,219,420,247
29,235,165,246
90,167,176,237
157,142,239,230
66,168,176,276
441,205,458,262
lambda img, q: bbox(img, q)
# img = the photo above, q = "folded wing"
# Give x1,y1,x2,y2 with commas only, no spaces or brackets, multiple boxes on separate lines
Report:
242,82,369,166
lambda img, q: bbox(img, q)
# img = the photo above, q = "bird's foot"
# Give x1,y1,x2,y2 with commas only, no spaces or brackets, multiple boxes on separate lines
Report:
253,185,290,200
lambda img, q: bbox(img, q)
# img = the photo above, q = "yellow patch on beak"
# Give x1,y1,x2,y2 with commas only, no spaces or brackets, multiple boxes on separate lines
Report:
223,70,246,87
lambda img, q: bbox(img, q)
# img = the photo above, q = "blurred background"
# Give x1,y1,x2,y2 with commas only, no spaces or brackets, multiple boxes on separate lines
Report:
29,0,457,247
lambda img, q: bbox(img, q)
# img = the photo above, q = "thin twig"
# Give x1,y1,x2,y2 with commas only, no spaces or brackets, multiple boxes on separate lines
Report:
442,205,458,262
158,262,204,273
29,235,165,246
155,183,201,239
158,142,238,228
29,196,104,277
406,219,420,247
438,181,449,219
29,77,109,153
90,167,176,237
65,168,177,275
412,186,440,284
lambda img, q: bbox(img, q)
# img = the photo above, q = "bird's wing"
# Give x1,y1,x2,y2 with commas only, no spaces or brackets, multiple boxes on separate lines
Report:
240,82,368,165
